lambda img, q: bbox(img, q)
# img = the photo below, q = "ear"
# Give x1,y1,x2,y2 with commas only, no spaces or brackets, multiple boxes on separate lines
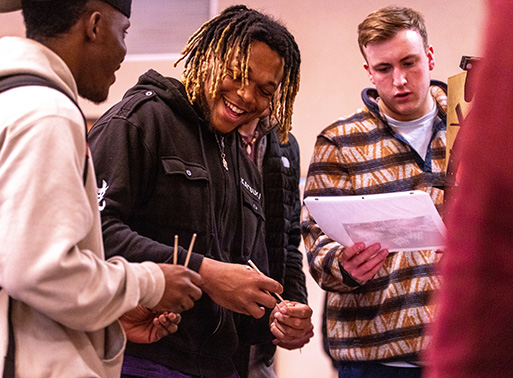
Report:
426,44,435,71
85,11,102,42
363,62,375,85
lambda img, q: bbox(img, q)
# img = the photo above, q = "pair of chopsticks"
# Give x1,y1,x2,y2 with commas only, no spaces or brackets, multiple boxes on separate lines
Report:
247,259,285,303
173,233,197,268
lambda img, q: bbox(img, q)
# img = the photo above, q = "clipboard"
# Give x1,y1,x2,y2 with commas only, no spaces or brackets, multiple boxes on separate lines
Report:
303,190,446,252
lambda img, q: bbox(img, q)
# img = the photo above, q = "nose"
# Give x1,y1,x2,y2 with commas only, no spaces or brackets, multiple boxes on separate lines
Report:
236,84,257,105
393,68,407,87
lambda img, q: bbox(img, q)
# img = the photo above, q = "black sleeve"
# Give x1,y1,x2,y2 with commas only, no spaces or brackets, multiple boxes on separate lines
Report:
88,104,203,271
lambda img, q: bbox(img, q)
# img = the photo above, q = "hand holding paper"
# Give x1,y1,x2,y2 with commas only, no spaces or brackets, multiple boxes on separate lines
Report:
304,190,446,252
339,242,389,282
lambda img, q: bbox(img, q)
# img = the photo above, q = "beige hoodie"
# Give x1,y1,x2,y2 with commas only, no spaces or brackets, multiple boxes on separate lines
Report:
0,36,165,377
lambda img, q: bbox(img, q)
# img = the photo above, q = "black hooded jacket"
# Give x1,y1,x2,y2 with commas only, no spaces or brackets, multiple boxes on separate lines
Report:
88,69,271,377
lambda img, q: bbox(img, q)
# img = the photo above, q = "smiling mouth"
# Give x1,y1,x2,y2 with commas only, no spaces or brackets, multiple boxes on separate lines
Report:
223,98,245,116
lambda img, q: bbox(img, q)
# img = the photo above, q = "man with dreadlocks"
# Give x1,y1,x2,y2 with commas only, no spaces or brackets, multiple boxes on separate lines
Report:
88,5,312,378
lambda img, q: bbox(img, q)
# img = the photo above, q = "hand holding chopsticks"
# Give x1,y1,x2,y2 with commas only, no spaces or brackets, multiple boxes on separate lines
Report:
247,260,285,303
149,233,202,313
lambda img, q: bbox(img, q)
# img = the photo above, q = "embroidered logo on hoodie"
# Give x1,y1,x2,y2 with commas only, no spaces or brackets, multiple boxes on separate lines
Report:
97,180,109,211
240,177,261,200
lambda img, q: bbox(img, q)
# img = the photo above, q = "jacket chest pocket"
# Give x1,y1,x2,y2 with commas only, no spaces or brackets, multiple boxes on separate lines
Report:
157,157,210,233
241,188,265,221
162,157,208,181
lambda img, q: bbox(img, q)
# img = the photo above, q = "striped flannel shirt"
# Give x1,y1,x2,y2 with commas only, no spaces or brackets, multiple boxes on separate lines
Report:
301,80,447,363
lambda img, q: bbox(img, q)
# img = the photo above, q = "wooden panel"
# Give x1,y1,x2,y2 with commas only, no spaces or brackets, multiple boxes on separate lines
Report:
446,72,472,169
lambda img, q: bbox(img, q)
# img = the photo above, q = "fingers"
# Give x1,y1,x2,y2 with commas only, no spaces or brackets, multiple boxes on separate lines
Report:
258,276,284,298
247,261,284,297
157,312,181,327
246,265,283,309
270,317,314,350
245,304,267,319
240,274,280,317
338,243,388,282
154,312,182,335
254,287,279,310
269,301,314,350
179,268,203,303
273,333,314,350
236,284,277,319
273,306,314,335
168,298,192,314
188,280,203,301
274,302,313,327
156,264,204,313
198,259,283,318
188,270,204,289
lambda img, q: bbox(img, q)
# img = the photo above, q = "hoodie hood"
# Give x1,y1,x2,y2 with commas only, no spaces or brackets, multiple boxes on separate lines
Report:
124,69,205,126
0,36,78,100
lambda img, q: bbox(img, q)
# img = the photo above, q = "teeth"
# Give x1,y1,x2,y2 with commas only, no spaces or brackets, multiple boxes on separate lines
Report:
224,99,244,115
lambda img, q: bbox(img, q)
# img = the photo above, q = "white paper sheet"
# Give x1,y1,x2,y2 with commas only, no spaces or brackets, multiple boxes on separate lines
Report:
304,190,446,252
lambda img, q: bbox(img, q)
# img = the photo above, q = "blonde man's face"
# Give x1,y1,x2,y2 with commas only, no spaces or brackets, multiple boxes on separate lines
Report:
363,29,435,121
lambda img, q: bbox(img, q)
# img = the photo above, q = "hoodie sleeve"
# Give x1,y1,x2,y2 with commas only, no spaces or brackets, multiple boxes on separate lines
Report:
300,133,364,293
0,87,165,331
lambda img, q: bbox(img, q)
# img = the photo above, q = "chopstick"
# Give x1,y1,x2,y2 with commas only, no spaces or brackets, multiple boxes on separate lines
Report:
173,233,197,268
173,235,178,265
184,233,196,268
247,259,284,303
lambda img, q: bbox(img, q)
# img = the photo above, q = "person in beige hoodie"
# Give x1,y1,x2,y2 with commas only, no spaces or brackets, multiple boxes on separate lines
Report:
0,1,205,377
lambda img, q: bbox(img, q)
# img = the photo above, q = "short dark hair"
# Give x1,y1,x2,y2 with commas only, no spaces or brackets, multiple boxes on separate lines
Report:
176,5,301,143
358,6,428,60
22,0,90,41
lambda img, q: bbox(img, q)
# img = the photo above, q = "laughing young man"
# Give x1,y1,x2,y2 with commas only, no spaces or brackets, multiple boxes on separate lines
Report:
301,6,446,378
88,5,312,378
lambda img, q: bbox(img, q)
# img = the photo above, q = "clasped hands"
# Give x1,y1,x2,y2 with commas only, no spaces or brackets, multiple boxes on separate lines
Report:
270,300,314,350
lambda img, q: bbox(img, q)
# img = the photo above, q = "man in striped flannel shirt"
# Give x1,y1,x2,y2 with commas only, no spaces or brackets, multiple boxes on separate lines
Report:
301,6,446,378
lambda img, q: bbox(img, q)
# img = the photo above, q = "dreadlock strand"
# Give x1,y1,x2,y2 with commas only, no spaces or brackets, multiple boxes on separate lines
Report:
284,71,301,142
215,25,231,55
241,44,250,90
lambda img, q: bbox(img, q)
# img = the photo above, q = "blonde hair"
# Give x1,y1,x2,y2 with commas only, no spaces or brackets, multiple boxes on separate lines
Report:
358,6,428,60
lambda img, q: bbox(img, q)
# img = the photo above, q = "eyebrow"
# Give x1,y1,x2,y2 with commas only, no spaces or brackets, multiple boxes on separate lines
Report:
371,54,419,70
399,54,418,62
246,65,281,88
